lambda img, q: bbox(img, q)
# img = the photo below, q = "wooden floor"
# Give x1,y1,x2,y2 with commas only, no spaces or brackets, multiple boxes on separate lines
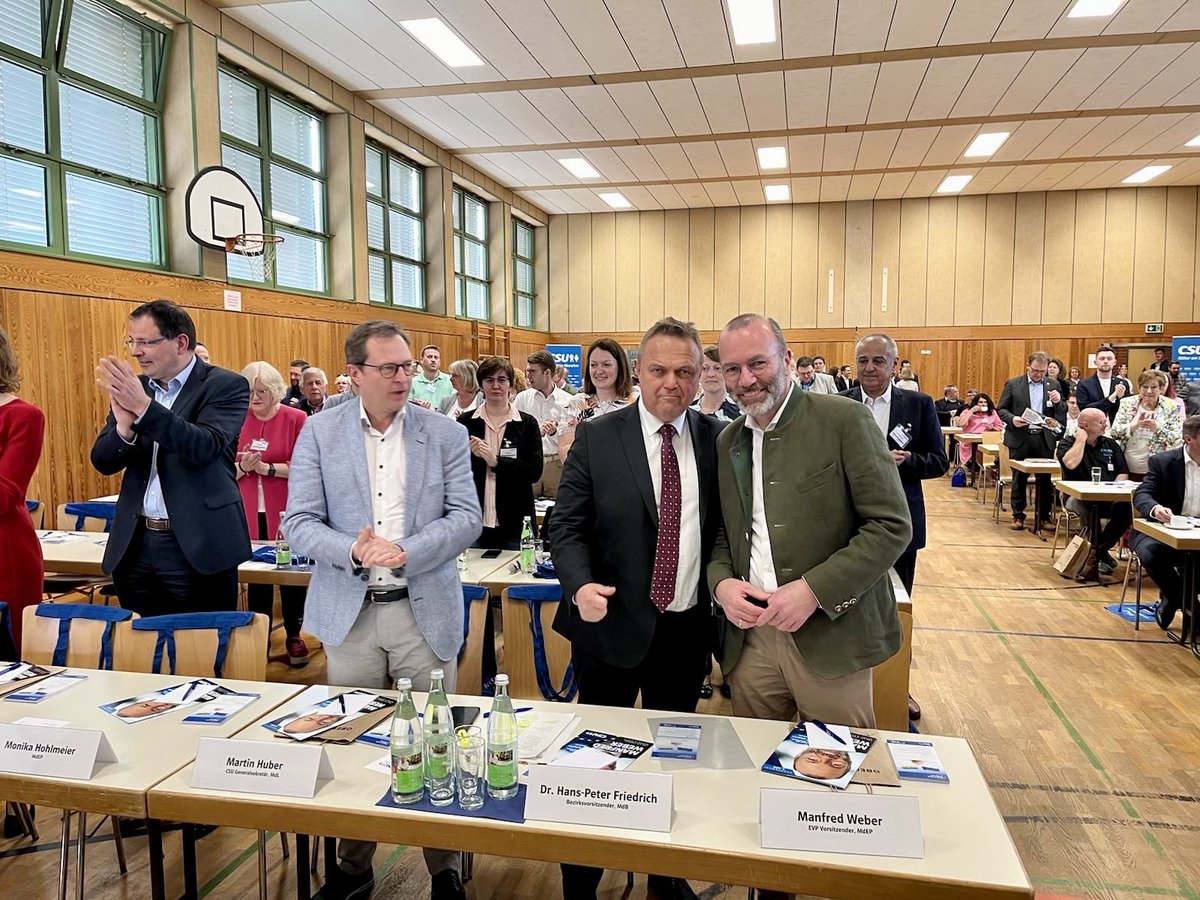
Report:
5,477,1200,899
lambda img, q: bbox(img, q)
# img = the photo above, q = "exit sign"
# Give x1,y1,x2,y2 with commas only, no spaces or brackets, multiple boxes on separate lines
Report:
1146,323,1164,334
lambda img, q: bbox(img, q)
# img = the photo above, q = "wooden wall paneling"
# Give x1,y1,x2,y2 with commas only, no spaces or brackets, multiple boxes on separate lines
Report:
737,205,767,317
713,207,741,329
1011,192,1046,325
817,203,846,329
1070,190,1107,325
843,200,873,329
614,214,641,332
1100,189,1136,325
663,210,690,323
1195,191,1200,324
1163,186,1197,324
870,199,901,330
1131,187,1167,325
790,204,820,328
897,198,929,328
925,197,957,327
1041,191,1077,326
567,214,593,333
591,213,617,333
547,216,570,333
764,204,793,328
953,195,986,327
639,211,666,327
981,194,1015,327
688,208,716,330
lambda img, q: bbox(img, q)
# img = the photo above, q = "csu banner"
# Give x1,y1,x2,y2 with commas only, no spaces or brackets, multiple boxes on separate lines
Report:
546,344,583,388
1172,336,1200,383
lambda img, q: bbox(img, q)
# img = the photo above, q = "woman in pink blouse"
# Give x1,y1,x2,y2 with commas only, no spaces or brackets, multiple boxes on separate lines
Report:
954,392,1004,470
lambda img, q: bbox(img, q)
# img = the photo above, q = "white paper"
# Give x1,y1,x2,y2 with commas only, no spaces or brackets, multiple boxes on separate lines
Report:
0,723,116,780
6,673,88,703
365,753,391,775
223,289,242,311
13,717,69,728
38,532,89,545
525,767,673,833
804,722,853,751
888,424,911,448
517,710,578,760
652,723,700,760
760,790,923,859
191,737,333,798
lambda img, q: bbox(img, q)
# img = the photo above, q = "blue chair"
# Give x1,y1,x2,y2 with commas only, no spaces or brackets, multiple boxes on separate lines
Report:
25,604,134,669
24,500,44,528
458,585,491,695
502,584,577,702
62,501,117,533
118,611,267,680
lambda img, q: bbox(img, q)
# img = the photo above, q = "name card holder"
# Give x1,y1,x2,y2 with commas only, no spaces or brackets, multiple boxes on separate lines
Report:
191,737,333,798
526,767,673,832
760,789,923,859
0,723,117,781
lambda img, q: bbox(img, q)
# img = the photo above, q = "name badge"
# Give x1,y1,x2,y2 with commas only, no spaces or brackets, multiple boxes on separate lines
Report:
500,447,518,459
760,789,923,859
526,767,673,833
249,438,269,453
0,723,117,781
888,424,911,449
191,737,333,798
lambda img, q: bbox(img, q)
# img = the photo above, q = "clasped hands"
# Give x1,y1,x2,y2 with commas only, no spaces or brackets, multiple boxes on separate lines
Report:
351,525,407,569
238,450,269,476
714,577,819,633
468,435,498,467
96,356,151,439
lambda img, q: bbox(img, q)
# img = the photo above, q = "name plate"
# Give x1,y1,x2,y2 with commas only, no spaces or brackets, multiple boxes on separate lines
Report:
760,789,923,859
0,723,116,781
526,767,673,832
191,737,333,798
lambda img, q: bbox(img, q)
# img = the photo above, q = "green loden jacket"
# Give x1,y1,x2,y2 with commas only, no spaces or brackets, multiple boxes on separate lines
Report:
706,387,912,680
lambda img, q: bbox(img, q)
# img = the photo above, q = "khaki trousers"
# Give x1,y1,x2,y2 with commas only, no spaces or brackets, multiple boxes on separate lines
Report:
535,454,564,499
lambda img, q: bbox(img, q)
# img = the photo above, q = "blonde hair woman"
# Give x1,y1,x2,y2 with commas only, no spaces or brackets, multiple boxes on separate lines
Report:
1109,370,1182,480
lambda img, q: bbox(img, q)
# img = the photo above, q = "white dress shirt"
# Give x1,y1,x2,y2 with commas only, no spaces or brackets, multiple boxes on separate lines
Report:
514,386,571,455
861,383,893,437
745,383,795,594
637,400,700,612
137,354,198,519
359,401,407,589
1183,454,1200,517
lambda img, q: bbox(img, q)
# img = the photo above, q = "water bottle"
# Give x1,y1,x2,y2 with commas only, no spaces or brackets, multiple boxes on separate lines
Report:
457,550,469,574
486,674,519,799
389,678,423,805
520,516,535,574
274,512,292,569
423,669,455,806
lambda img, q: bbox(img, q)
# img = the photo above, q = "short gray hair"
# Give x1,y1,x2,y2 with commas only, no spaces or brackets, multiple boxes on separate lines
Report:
301,366,327,385
448,359,479,393
640,316,702,360
721,314,788,356
855,333,898,360
241,361,287,403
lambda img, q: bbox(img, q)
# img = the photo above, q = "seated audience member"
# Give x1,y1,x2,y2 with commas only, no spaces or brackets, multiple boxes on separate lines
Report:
515,350,572,498
463,357,542,549
794,355,838,394
1062,389,1082,437
297,367,328,416
558,338,638,461
691,345,741,421
1110,371,1182,481
285,359,309,407
194,342,212,364
438,359,482,419
935,385,967,424
237,361,310,666
1057,409,1132,583
954,392,1003,470
334,373,352,394
323,374,358,411
1131,415,1200,630
554,364,578,396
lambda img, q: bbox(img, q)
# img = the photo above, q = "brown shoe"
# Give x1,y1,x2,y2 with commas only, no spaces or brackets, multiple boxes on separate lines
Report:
908,694,921,720
1010,517,1025,530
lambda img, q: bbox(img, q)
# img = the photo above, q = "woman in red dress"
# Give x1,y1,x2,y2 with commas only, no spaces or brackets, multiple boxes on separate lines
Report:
0,327,45,653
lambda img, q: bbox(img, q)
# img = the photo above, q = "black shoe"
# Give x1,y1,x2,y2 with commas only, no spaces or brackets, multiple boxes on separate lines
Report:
431,868,466,900
1099,550,1118,569
698,683,713,700
1098,560,1114,576
718,683,731,699
908,695,921,720
323,864,374,900
647,875,699,900
1155,600,1177,631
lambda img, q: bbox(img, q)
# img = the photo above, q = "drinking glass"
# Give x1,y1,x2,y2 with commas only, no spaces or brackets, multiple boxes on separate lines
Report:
455,733,487,811
1091,467,1102,484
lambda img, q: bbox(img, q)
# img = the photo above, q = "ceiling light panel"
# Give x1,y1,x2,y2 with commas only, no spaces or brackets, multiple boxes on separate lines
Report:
764,183,790,202
399,18,484,67
599,192,632,209
1186,134,1200,148
1121,165,1171,184
756,146,787,169
728,0,776,45
1067,0,1125,17
963,132,1010,158
560,158,600,179
936,175,973,193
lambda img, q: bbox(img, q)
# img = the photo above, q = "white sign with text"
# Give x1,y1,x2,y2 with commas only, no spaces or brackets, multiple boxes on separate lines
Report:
191,737,332,798
760,789,923,859
0,723,116,780
526,767,673,832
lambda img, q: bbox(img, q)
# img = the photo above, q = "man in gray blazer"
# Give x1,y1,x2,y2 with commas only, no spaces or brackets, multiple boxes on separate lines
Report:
284,320,481,900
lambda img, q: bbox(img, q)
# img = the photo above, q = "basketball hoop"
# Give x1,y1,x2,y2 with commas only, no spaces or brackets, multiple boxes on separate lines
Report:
224,232,283,282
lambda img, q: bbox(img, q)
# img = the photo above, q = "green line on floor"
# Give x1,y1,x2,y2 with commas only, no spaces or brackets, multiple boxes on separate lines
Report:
1032,875,1183,896
199,832,275,898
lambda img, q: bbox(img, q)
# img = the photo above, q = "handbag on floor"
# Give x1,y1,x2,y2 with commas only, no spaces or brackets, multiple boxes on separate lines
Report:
950,467,967,488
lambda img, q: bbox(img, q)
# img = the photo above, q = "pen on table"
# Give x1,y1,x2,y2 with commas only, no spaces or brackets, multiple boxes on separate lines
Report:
809,719,847,746
483,706,533,718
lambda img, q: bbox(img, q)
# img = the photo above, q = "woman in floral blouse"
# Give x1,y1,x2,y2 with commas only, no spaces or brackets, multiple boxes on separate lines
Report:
557,337,638,461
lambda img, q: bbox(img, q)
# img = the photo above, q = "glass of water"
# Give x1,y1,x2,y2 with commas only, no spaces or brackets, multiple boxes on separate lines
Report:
455,732,486,812
1091,467,1102,484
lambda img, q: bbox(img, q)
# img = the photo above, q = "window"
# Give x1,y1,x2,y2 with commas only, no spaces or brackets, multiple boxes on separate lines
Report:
218,66,328,293
453,186,489,320
0,0,169,265
365,142,424,308
512,218,534,328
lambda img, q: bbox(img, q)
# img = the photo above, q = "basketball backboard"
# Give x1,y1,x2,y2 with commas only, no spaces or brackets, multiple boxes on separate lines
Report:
185,166,264,249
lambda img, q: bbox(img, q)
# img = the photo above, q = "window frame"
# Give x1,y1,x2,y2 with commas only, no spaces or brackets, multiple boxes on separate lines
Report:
512,217,535,329
452,185,490,321
365,141,426,310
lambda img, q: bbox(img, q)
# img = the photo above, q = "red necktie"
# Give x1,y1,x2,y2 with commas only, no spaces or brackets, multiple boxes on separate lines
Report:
649,423,680,612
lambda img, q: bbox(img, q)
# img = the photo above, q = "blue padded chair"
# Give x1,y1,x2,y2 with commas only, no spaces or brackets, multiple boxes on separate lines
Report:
502,584,577,702
124,611,263,680
458,585,491,696
28,604,134,669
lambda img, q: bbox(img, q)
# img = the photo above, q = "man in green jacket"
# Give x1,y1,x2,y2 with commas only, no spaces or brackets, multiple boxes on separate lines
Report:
708,314,912,728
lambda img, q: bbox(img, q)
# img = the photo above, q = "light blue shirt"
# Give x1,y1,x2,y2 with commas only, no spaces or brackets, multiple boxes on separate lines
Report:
1028,379,1044,416
137,355,198,519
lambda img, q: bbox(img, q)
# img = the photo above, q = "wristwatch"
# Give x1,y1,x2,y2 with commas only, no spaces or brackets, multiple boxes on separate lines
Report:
268,463,276,478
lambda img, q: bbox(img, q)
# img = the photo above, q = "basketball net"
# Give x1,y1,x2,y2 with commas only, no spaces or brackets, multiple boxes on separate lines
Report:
224,232,283,283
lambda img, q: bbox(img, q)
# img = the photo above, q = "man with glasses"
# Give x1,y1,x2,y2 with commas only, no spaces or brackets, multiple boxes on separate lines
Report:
284,320,481,900
91,299,250,615
515,350,572,498
998,350,1067,531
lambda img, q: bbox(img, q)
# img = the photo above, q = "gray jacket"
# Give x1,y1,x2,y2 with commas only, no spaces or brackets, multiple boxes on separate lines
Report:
1180,381,1200,417
283,398,482,658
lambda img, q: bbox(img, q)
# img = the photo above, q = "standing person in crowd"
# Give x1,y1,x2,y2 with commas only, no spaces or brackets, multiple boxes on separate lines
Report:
1057,409,1132,583
997,351,1065,532
1047,358,1067,389
1168,360,1185,396
895,359,919,388
1077,346,1132,424
1109,371,1182,481
297,367,327,416
935,385,967,425
691,345,741,422
1117,362,1130,379
954,393,1003,472
552,318,722,900
323,373,358,411
284,320,480,900
1060,364,1080,396
91,300,250,616
438,359,482,419
554,365,578,396
409,344,455,410
1148,347,1170,372
194,343,211,365
334,374,352,394
710,314,910,753
464,357,542,549
794,356,838,394
285,359,308,407
0,327,45,651
894,365,920,392
515,350,571,498
236,362,310,666
557,338,638,461
1064,389,1082,437
833,365,854,392
812,355,828,374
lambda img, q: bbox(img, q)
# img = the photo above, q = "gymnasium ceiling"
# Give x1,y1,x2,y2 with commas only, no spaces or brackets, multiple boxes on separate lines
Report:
214,0,1200,213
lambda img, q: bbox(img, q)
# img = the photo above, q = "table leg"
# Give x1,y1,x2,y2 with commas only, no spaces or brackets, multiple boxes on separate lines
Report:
295,834,311,900
75,812,87,900
258,831,269,900
323,836,336,885
1029,476,1046,541
1182,553,1198,659
147,819,166,900
58,811,72,900
182,823,198,899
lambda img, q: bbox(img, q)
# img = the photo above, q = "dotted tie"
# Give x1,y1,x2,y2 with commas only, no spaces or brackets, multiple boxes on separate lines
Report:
650,423,680,613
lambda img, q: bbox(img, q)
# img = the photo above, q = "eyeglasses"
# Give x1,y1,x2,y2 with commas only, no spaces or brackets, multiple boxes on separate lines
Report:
123,337,169,350
482,377,511,386
721,352,782,380
359,360,420,378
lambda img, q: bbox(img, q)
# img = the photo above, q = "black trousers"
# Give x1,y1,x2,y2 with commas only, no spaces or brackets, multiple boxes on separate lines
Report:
1131,534,1184,614
1011,471,1053,521
246,512,307,639
1085,501,1134,557
893,547,918,596
112,523,238,617
561,603,709,899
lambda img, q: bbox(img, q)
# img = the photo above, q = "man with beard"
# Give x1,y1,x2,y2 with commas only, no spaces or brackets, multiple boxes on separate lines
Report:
708,315,911,800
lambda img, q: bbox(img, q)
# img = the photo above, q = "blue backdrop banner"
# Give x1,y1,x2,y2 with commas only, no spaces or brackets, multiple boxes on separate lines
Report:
546,344,583,388
1172,336,1200,383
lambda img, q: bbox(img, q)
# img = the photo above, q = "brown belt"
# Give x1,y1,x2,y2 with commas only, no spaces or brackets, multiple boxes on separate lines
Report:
142,517,172,532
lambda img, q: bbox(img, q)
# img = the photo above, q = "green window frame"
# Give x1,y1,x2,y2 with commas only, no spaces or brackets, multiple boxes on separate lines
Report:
512,218,534,328
365,141,425,309
453,185,489,320
218,65,329,294
0,0,170,267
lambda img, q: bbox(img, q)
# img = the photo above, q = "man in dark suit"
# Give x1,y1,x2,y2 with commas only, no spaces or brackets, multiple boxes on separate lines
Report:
92,300,250,615
1148,347,1170,372
552,317,722,900
997,351,1066,532
1076,345,1131,424
1131,415,1200,630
